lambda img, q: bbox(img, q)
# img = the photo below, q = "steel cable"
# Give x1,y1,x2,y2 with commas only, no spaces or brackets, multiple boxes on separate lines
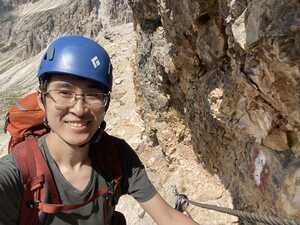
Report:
189,200,300,225
174,190,300,225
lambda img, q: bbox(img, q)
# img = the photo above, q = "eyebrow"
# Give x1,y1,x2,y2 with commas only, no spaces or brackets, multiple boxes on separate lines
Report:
51,82,74,88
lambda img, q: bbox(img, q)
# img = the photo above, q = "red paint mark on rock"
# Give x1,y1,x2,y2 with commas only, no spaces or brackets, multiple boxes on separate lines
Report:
252,146,269,192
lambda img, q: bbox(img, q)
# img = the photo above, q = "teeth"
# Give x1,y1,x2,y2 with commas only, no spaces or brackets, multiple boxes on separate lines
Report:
66,121,88,127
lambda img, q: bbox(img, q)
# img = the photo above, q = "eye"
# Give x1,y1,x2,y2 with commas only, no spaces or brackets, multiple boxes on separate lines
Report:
57,90,74,98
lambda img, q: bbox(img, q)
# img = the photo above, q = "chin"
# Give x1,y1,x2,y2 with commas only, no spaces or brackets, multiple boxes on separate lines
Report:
63,135,93,147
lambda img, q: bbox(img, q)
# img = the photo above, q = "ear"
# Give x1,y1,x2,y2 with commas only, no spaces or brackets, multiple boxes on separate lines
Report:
37,90,46,112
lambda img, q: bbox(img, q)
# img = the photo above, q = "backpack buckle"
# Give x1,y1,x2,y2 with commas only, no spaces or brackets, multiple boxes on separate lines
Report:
27,200,40,209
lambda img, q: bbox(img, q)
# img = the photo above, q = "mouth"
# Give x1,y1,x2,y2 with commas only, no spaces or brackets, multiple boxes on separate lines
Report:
65,121,90,129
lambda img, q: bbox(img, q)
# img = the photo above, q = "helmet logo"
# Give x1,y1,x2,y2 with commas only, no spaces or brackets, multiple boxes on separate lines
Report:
91,56,101,69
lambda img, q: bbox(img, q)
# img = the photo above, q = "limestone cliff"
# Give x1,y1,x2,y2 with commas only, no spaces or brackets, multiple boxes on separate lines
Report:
129,0,300,221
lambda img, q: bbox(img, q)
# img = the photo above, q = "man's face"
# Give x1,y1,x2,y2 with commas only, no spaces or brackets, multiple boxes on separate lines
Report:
40,74,107,146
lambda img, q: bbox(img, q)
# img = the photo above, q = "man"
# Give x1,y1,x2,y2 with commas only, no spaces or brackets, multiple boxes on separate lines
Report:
0,35,199,225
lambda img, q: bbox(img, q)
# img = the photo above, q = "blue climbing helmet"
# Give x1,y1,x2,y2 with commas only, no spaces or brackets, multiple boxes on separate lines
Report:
37,35,113,92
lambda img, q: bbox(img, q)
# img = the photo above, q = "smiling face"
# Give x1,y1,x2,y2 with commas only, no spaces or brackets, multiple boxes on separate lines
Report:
39,74,107,147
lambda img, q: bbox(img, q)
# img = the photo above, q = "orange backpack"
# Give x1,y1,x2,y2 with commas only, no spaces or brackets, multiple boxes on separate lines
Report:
4,91,125,225
5,92,48,152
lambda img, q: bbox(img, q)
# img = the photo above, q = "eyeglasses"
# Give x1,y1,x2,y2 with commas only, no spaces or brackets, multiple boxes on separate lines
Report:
44,90,109,108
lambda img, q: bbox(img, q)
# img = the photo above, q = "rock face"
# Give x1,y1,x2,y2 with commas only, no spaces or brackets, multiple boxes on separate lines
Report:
129,0,300,220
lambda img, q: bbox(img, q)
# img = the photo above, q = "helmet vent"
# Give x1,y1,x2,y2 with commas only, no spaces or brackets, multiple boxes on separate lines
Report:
46,47,55,61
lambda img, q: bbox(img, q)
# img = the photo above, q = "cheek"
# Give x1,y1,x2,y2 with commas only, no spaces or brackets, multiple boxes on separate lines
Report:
45,106,66,126
94,109,106,124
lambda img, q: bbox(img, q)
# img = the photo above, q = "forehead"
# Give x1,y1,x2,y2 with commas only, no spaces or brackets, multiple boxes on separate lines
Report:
48,74,101,90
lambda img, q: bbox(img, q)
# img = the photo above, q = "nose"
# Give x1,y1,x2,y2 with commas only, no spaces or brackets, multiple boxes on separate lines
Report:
69,98,88,116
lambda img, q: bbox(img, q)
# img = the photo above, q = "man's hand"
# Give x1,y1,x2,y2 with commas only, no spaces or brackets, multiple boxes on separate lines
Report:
140,193,200,225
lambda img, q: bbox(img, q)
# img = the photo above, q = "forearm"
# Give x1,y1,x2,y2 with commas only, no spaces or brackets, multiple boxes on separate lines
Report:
163,207,199,225
140,193,200,225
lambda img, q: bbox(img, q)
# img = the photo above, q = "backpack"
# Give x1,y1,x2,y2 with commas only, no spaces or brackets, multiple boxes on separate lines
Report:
4,91,126,225
4,92,48,152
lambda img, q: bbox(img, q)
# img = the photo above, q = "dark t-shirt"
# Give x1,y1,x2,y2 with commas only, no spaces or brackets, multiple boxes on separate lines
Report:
0,135,156,225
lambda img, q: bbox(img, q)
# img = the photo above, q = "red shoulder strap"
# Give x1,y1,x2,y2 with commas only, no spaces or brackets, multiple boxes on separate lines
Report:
96,132,122,179
13,136,60,225
92,132,123,225
93,132,123,200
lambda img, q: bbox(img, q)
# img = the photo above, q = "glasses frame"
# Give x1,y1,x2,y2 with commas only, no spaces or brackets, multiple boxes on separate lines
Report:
43,89,110,108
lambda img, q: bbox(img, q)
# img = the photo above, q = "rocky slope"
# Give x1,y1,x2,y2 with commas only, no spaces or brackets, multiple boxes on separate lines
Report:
129,0,300,222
